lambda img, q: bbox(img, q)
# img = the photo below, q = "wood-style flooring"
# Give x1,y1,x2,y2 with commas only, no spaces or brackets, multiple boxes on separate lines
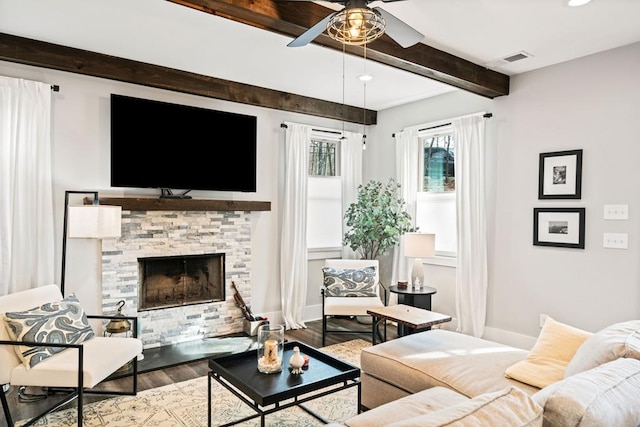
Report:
1,318,396,427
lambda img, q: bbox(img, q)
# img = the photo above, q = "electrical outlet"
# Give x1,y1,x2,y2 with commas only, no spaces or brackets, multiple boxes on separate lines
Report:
603,233,628,249
540,314,548,328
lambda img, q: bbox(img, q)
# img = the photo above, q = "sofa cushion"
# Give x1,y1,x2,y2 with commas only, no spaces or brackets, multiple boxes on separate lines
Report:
3,294,95,369
9,336,143,388
564,319,640,377
386,386,542,427
361,329,539,399
532,357,640,427
323,266,377,297
505,317,591,389
344,386,468,427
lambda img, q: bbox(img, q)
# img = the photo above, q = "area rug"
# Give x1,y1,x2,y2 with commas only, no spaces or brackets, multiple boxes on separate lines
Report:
17,339,371,426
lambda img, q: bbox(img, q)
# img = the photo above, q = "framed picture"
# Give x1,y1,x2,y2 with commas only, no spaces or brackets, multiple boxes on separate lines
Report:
538,149,582,199
533,207,585,249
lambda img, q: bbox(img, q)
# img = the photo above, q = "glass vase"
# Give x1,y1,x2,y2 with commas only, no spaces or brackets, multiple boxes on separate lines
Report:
257,323,284,374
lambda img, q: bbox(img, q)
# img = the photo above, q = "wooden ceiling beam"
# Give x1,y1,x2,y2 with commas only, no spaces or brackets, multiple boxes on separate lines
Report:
0,32,376,125
167,0,510,98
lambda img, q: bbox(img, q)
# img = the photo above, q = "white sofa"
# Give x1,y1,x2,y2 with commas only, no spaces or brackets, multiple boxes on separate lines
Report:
333,318,640,426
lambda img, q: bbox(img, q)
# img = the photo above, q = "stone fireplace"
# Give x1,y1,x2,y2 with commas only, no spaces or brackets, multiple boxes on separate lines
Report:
101,209,252,348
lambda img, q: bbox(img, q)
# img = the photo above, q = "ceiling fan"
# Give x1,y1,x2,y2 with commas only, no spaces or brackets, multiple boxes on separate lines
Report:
285,0,424,48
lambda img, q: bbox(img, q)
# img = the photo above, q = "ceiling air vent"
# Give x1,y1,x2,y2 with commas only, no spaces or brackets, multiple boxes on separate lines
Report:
502,51,532,63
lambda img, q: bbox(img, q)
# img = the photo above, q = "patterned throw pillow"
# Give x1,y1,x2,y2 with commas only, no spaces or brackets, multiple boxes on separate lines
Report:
322,266,377,297
3,294,95,369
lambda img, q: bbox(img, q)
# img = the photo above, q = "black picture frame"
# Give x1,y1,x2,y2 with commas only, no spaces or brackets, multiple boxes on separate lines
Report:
533,207,585,249
538,149,582,199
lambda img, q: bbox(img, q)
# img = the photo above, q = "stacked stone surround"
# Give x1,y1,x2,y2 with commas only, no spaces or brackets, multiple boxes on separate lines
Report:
101,209,252,348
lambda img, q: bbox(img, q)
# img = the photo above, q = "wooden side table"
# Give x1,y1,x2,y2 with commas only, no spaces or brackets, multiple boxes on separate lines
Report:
388,285,437,335
367,305,452,345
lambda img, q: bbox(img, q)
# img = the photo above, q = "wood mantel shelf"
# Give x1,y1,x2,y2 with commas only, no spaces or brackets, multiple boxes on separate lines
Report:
86,197,271,212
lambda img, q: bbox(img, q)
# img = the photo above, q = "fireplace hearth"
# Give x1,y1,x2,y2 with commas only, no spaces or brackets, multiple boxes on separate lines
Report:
139,253,225,311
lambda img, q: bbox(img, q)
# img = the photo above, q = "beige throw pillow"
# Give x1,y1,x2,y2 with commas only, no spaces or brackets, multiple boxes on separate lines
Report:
505,317,591,389
564,319,640,377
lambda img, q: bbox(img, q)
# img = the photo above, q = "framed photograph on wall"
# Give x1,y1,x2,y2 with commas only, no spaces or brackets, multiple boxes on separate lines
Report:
538,149,582,199
533,207,585,249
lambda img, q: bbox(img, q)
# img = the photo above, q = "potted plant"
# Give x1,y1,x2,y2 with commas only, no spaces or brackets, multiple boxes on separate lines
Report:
343,178,416,260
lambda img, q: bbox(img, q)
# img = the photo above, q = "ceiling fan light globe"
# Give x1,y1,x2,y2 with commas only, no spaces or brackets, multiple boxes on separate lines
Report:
347,10,364,27
327,7,385,46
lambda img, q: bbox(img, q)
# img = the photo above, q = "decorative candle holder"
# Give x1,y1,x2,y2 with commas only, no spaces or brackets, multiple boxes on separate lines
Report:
257,324,284,374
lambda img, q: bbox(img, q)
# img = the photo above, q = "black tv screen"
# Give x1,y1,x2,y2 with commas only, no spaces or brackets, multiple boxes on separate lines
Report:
110,94,257,193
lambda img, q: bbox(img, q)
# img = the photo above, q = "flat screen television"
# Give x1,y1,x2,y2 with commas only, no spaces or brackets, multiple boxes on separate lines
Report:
110,94,257,195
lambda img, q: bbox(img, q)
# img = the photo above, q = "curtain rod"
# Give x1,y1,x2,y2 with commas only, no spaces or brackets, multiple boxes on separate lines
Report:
51,85,59,92
392,112,492,138
280,123,342,135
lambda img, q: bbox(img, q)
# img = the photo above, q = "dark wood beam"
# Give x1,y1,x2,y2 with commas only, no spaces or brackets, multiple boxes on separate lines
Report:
167,0,510,98
0,32,376,125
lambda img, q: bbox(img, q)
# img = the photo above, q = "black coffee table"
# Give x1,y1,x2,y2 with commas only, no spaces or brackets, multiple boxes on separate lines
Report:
207,340,361,426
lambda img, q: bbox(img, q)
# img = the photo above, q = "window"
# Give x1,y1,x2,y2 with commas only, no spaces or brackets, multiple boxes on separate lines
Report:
309,140,337,176
415,125,457,258
307,135,342,254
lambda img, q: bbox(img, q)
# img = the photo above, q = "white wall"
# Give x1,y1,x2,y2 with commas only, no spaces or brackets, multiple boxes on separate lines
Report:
0,59,362,321
3,41,639,348
368,42,640,345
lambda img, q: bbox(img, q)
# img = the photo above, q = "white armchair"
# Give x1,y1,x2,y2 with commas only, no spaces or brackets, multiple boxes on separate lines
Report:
322,259,387,346
0,285,143,427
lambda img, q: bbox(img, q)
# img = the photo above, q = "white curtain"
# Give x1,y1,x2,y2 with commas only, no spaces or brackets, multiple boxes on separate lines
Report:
453,115,487,337
391,129,420,301
340,130,363,260
0,76,55,295
280,122,310,329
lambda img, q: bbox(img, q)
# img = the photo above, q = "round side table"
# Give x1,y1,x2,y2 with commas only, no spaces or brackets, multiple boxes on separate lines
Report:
388,285,437,310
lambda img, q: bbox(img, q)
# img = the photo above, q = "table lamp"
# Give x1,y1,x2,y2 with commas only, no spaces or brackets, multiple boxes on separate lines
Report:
403,232,436,289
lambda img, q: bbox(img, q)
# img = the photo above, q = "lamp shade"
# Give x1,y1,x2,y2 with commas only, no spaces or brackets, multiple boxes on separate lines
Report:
403,233,436,258
67,205,122,238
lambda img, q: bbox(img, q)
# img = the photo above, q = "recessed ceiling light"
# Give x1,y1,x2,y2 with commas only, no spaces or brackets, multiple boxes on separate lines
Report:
358,74,373,82
567,0,591,6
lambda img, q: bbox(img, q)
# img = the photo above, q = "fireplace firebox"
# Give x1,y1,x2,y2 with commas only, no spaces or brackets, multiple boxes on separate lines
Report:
138,253,225,311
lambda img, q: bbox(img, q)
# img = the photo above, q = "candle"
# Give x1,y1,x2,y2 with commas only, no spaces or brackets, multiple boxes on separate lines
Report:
264,339,278,364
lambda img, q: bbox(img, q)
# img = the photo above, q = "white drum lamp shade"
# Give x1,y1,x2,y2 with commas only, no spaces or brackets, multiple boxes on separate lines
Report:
67,205,122,238
403,233,436,289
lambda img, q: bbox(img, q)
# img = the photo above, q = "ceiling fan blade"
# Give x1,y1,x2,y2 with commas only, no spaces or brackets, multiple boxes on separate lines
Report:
374,7,424,48
287,11,338,47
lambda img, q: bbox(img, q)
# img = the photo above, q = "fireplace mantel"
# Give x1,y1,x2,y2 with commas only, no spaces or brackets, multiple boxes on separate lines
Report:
86,197,271,211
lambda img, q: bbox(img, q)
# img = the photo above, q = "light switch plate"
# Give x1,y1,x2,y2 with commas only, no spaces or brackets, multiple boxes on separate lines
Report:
604,204,629,220
603,233,628,249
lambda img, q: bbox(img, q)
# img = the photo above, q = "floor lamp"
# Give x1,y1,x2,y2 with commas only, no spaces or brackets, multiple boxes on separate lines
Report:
61,191,122,296
403,232,436,289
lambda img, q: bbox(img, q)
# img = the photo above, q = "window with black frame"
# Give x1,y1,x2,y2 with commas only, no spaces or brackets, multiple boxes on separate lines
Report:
422,133,455,193
309,139,338,177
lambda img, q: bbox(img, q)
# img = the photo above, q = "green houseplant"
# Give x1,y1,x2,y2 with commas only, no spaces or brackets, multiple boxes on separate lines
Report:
343,179,416,260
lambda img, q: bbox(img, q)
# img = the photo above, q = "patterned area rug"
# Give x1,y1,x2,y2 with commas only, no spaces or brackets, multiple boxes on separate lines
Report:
18,339,371,426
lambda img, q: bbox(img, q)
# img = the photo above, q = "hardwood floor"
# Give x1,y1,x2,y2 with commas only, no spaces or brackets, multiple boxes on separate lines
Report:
1,318,395,427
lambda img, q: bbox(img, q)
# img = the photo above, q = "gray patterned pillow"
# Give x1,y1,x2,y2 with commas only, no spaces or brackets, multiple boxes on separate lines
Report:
3,294,95,369
322,266,377,297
